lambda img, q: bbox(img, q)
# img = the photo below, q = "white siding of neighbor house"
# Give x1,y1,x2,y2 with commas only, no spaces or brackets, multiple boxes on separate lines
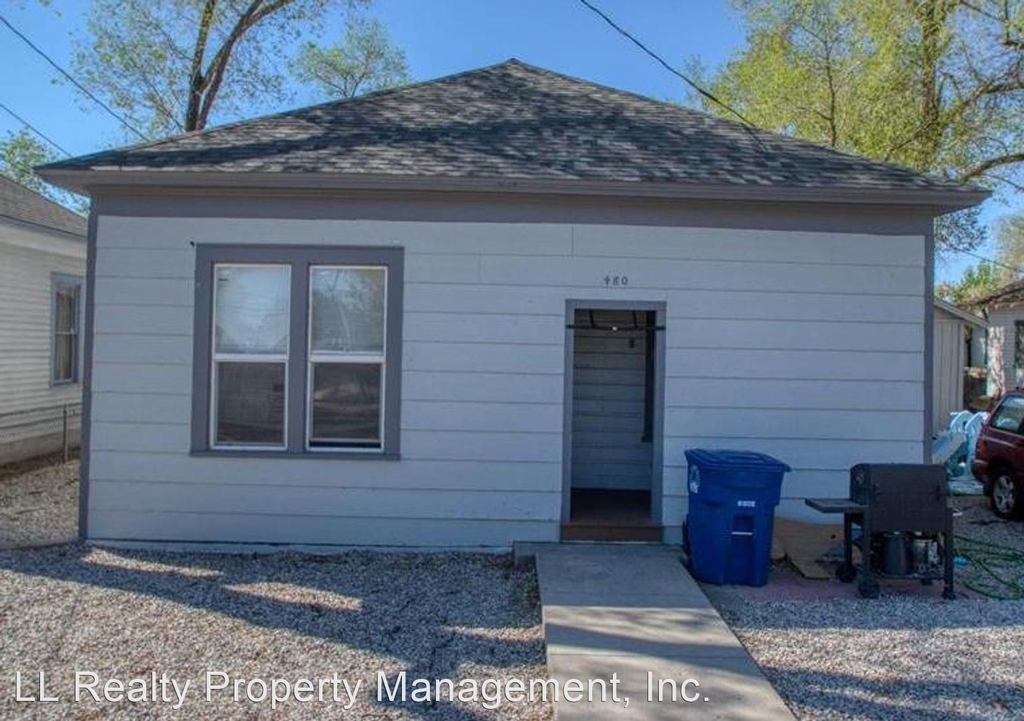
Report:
86,208,927,547
0,224,86,418
986,307,1024,396
932,308,968,433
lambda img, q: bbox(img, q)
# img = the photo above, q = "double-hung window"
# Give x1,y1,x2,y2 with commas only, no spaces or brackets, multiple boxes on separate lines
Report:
212,265,290,448
52,274,82,384
192,246,403,458
308,266,387,449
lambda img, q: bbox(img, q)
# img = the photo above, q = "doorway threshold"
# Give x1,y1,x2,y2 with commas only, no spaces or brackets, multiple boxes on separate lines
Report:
562,489,662,542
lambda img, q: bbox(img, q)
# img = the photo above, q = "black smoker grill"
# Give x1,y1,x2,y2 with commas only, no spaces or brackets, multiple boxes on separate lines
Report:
806,464,955,599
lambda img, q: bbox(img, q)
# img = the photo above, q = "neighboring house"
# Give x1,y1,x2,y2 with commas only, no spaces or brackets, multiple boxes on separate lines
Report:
38,60,987,548
0,177,87,463
932,298,987,433
972,280,1024,397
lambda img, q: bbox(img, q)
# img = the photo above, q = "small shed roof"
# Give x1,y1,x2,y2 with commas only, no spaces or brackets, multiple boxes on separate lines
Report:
0,176,86,238
934,298,987,328
38,60,987,210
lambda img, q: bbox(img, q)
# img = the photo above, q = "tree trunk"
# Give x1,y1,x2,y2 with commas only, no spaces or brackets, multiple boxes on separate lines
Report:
914,0,952,170
185,0,219,132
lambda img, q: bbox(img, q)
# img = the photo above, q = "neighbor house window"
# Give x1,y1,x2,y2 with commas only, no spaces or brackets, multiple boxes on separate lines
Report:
192,246,403,457
52,274,82,384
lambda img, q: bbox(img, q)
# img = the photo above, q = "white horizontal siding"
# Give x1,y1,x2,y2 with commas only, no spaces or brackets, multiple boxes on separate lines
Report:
0,230,85,417
89,452,560,491
933,315,966,432
90,481,559,521
673,378,924,411
87,511,557,546
87,213,926,546
664,408,924,441
666,349,923,381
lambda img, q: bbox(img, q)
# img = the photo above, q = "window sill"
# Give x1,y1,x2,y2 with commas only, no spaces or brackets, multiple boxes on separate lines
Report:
189,449,400,461
50,380,80,388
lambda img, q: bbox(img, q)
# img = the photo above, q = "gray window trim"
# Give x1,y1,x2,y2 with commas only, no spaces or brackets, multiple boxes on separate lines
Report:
50,272,84,386
191,244,403,459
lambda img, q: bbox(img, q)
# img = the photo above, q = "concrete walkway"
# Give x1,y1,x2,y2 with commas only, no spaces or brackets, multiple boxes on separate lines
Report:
533,544,794,720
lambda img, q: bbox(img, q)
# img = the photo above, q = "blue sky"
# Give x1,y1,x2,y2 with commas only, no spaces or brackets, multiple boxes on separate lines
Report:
0,0,1016,282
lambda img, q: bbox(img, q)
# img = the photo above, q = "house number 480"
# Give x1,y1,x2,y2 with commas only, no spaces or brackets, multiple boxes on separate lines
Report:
603,274,629,287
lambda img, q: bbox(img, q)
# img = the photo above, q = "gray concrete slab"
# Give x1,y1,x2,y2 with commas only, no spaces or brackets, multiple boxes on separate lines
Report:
535,544,794,720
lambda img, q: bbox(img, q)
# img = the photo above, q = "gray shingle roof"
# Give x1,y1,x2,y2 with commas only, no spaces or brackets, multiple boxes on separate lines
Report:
0,176,86,237
39,60,983,197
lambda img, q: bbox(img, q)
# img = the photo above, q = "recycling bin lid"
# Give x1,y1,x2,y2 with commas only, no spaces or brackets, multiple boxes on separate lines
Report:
684,448,791,473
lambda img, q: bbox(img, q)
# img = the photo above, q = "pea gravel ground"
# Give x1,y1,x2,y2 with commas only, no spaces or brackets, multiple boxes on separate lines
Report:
709,504,1024,721
0,458,77,548
0,461,551,720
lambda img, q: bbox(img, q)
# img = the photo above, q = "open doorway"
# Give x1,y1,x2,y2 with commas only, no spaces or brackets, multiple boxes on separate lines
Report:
562,303,664,541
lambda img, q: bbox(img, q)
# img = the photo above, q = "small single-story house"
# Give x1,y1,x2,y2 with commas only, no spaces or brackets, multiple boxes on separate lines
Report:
973,281,1024,397
0,177,86,463
38,60,987,548
932,298,987,432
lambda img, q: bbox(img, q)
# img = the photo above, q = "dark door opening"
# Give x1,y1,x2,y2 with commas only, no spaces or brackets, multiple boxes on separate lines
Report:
564,307,661,540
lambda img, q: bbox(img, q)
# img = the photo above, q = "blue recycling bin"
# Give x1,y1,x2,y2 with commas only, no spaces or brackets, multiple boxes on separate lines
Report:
684,449,790,586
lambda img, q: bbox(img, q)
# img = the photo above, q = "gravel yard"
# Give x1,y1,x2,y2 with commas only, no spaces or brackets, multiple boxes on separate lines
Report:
0,458,77,548
0,460,551,720
0,546,550,720
709,504,1024,721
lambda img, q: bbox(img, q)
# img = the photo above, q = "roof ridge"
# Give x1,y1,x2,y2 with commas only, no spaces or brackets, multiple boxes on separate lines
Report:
37,59,525,171
504,60,973,189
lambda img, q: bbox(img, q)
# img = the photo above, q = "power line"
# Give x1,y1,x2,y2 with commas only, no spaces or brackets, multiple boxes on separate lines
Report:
0,12,149,142
949,247,1024,276
575,0,766,150
0,102,71,156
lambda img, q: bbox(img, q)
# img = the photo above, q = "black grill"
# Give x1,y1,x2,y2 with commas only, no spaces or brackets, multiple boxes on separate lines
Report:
807,464,955,599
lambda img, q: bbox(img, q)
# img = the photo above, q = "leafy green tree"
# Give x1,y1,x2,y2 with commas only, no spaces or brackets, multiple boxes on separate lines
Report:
0,130,86,212
293,17,408,99
995,212,1024,275
72,0,373,138
0,129,56,194
702,0,1024,252
937,260,1003,305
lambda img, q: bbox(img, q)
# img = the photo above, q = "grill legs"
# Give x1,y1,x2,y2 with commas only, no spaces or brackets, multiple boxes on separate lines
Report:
835,510,955,599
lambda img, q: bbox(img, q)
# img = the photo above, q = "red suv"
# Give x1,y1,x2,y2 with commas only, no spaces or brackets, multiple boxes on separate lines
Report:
972,391,1024,519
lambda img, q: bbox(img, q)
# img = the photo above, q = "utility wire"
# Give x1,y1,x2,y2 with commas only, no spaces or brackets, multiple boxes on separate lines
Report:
0,13,149,142
575,0,766,150
950,247,1024,277
0,102,71,156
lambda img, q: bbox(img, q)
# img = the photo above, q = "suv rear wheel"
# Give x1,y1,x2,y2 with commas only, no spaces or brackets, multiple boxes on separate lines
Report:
990,467,1024,520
